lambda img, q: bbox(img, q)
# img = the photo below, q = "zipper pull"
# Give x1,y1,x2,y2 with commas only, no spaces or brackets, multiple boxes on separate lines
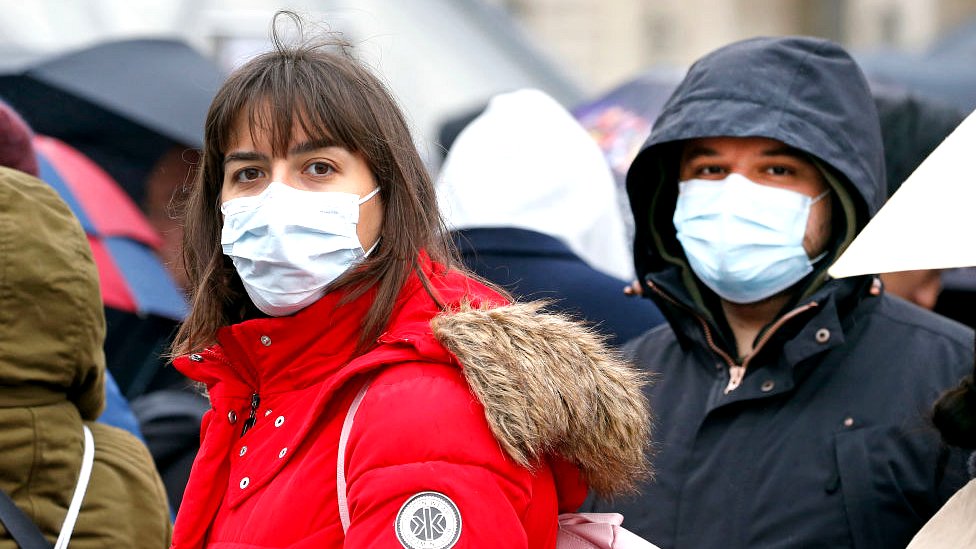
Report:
240,392,260,437
724,365,745,394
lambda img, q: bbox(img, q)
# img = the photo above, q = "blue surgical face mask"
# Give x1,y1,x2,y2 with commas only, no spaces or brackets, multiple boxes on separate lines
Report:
220,182,381,316
672,173,829,304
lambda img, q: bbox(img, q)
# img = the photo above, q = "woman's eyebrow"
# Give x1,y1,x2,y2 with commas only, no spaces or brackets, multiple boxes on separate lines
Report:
223,151,268,166
289,139,339,156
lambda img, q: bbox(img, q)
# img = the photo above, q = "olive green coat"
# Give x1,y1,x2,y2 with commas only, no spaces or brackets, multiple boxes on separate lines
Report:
0,167,172,548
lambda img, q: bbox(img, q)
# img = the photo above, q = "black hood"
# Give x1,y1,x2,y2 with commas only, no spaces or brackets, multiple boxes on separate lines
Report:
627,36,885,311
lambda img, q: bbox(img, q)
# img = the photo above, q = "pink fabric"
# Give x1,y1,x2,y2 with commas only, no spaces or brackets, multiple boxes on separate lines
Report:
558,513,660,549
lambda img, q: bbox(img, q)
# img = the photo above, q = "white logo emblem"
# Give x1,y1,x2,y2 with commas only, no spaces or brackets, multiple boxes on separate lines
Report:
395,491,462,549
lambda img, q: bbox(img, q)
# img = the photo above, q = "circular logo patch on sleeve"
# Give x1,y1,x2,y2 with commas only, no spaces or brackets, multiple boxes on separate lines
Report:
395,491,462,549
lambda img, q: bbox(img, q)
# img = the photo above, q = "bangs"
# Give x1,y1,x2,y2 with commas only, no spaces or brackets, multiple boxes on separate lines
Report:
213,49,369,159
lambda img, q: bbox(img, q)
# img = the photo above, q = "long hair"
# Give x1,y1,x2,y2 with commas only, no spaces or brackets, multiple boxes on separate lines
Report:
172,13,459,356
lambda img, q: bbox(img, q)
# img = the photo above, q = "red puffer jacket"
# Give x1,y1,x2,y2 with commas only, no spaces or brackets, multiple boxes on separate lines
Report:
170,260,648,548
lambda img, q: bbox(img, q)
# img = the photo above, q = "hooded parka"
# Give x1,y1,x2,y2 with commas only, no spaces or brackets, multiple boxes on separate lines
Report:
0,167,172,547
437,89,665,347
588,37,974,549
170,256,650,548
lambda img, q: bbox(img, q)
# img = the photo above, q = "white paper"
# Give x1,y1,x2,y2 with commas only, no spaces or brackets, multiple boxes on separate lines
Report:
829,109,976,278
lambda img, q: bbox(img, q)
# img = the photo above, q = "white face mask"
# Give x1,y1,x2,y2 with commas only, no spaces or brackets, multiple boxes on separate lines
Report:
220,182,380,316
672,173,829,304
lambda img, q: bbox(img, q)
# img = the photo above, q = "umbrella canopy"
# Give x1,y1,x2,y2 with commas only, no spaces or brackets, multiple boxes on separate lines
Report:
829,109,976,278
857,17,976,114
572,69,681,187
571,68,681,248
33,135,187,320
858,53,976,114
0,38,223,204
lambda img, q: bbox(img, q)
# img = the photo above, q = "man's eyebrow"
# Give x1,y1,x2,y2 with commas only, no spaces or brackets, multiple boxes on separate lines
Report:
761,146,807,160
681,146,718,163
223,151,268,166
289,139,339,156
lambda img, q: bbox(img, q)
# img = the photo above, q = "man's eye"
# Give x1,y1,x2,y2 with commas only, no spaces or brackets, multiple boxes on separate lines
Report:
766,166,792,176
235,168,264,182
305,162,335,176
698,166,726,176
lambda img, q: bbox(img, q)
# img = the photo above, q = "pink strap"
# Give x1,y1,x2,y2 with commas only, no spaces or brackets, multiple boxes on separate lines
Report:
337,380,371,534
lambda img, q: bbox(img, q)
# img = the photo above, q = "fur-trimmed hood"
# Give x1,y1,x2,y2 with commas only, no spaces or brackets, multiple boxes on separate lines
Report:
431,301,652,497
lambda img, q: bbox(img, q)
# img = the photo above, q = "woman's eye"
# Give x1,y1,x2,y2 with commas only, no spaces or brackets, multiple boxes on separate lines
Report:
766,166,792,176
234,168,264,182
305,162,335,176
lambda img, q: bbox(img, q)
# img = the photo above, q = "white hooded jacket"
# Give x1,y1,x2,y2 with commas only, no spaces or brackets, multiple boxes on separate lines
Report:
436,88,634,281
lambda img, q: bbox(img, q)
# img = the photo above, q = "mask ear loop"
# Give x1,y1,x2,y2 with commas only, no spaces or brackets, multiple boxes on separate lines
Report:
811,188,831,205
358,187,381,204
807,189,832,264
809,249,829,264
363,237,381,257
358,187,382,256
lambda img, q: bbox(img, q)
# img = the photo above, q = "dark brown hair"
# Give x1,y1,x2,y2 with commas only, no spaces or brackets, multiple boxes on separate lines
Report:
172,12,459,356
933,367,976,450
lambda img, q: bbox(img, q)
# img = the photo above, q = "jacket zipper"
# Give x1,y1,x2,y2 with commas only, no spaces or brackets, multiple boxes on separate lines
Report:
207,347,263,439
240,392,260,438
646,281,818,394
725,302,818,393
646,280,738,374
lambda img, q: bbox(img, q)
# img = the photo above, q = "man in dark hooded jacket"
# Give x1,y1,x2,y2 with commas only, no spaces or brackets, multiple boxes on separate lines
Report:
590,36,974,548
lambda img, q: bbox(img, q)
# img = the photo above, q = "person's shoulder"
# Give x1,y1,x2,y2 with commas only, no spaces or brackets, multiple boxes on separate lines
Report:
873,293,973,349
368,361,471,410
87,422,164,482
83,422,172,546
623,321,678,356
352,361,519,470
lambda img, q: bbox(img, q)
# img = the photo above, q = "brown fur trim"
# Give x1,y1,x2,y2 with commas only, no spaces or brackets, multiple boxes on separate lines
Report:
431,301,652,497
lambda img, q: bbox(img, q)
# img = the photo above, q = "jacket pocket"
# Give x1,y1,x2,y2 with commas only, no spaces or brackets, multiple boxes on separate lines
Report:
833,426,926,549
834,428,882,548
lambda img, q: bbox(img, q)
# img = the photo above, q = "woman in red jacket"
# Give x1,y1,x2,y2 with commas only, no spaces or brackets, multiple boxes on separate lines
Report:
168,20,650,549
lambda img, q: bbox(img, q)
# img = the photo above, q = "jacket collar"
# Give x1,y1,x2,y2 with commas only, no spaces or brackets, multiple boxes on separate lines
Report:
219,279,384,389
173,259,501,398
646,266,874,366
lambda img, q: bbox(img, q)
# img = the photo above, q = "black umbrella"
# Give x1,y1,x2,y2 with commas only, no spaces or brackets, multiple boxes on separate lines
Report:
855,16,976,115
858,52,976,114
0,38,223,204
